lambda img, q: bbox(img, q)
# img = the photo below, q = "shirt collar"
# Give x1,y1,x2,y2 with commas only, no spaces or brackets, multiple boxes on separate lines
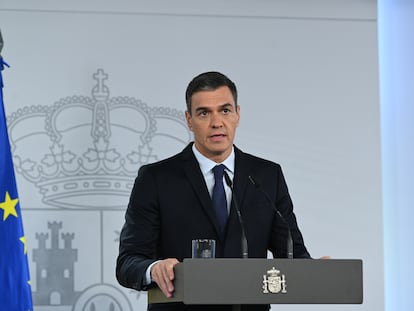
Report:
192,144,235,174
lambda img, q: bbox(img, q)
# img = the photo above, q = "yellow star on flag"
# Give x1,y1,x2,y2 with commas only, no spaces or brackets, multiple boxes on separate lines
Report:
0,191,19,221
20,236,28,254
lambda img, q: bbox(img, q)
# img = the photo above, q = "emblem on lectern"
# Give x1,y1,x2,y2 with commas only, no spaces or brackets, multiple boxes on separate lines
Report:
262,267,287,294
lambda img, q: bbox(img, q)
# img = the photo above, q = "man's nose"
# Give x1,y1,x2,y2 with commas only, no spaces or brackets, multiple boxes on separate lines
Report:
211,113,223,127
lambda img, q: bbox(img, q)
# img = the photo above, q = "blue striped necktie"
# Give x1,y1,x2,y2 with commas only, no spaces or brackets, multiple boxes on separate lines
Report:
212,164,228,235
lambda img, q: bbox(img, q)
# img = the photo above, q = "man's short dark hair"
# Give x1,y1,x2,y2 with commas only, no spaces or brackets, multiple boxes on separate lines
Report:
185,71,238,114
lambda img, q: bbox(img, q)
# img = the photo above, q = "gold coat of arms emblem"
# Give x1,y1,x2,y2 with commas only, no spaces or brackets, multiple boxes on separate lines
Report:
262,267,287,294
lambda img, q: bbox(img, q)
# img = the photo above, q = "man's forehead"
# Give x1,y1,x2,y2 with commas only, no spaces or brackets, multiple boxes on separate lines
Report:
194,102,235,111
191,87,234,102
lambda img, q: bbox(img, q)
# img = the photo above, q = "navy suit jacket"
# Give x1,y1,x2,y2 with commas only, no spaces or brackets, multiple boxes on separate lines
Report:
116,143,310,310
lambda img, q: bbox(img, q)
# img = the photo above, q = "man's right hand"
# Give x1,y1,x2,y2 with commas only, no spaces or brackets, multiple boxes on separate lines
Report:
150,258,180,298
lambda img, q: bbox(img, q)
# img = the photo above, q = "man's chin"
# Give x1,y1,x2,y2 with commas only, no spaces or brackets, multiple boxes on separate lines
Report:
207,145,228,155
194,142,232,160
206,146,233,160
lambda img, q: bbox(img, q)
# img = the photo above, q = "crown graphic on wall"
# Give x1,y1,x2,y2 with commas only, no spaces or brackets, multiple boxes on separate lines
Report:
7,69,191,209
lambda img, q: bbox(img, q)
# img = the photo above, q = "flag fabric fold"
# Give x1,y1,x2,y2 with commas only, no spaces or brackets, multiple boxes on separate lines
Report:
0,56,33,311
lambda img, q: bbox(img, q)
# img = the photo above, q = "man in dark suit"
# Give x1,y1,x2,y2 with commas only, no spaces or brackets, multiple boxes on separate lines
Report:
116,71,310,310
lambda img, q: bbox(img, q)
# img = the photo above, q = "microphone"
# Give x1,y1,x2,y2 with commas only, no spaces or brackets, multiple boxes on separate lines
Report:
223,171,248,259
248,175,293,259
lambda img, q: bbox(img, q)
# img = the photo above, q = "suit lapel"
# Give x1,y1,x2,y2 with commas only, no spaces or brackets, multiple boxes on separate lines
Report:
181,144,223,238
233,146,250,210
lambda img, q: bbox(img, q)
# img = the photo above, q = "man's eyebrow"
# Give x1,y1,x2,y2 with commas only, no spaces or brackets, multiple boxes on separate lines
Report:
194,103,234,113
221,103,234,109
194,106,210,112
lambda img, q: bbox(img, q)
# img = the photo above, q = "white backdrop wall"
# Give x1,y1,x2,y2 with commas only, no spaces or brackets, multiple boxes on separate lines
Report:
0,1,382,310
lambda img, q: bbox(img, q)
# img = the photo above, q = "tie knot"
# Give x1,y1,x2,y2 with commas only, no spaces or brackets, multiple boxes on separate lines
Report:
213,164,226,179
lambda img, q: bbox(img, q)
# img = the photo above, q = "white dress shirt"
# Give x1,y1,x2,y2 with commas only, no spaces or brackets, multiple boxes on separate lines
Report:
191,144,235,214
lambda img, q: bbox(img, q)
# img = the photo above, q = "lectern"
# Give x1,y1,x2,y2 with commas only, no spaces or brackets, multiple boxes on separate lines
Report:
148,259,363,305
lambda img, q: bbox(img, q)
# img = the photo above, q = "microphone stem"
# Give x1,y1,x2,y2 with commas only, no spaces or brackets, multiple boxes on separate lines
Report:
249,175,294,259
287,230,293,259
235,205,249,259
224,171,248,259
276,209,293,259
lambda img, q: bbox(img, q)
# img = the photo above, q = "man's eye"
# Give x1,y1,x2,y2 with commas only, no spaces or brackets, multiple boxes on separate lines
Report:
199,111,208,116
223,108,230,114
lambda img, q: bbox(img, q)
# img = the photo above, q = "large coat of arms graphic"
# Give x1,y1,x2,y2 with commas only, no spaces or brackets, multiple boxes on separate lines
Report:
7,69,192,311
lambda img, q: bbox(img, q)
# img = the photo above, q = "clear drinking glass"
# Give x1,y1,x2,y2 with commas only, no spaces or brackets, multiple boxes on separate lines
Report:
191,239,216,258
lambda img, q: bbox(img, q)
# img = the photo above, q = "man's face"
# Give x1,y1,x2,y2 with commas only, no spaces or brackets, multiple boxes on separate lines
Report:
185,86,240,163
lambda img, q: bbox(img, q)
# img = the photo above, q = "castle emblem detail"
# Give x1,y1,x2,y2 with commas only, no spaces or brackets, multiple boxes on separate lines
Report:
32,221,79,305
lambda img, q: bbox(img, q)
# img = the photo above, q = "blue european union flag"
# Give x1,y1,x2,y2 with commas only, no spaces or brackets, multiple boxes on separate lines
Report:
0,57,33,310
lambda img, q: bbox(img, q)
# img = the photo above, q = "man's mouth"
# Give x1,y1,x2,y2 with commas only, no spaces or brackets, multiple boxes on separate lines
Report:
209,133,226,141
